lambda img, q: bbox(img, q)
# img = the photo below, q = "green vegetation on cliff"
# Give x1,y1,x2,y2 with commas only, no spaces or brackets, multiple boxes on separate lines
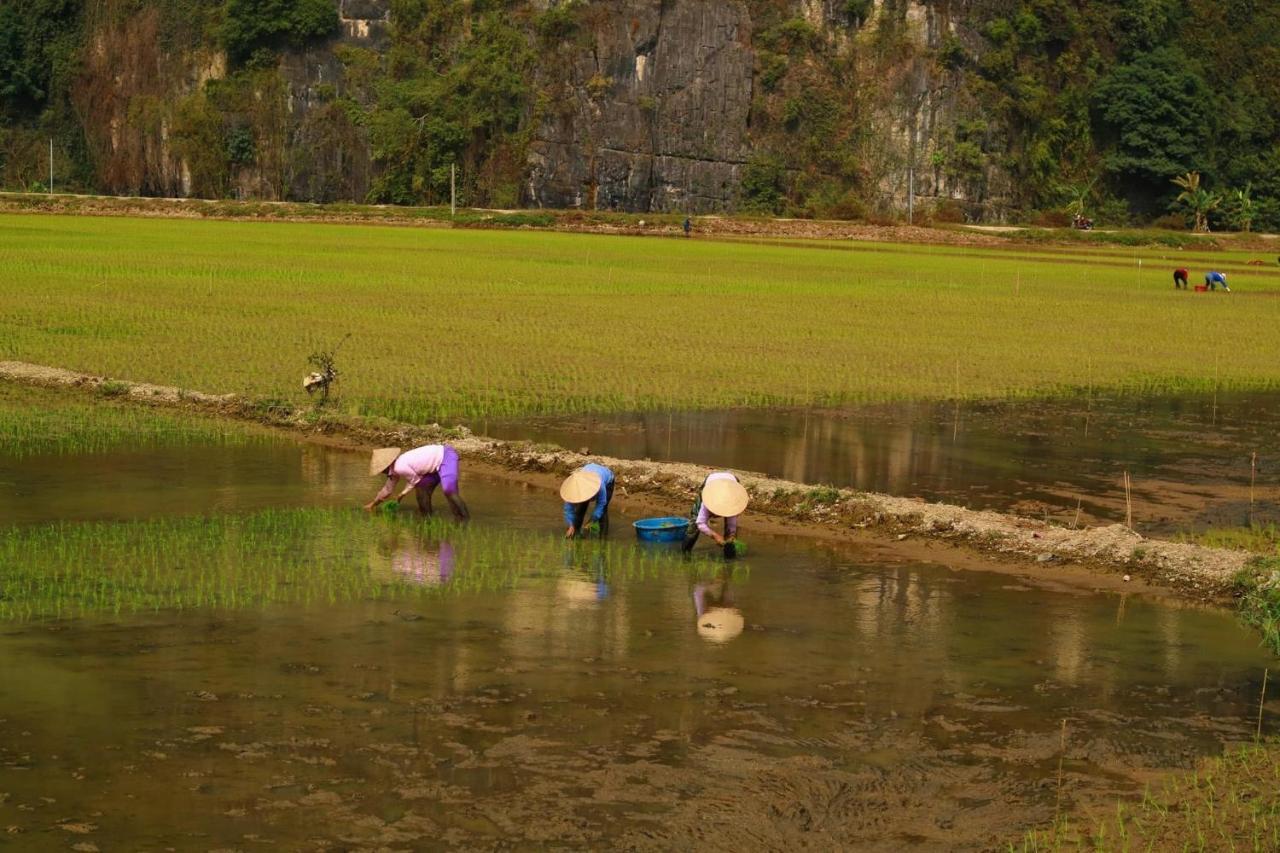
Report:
2,0,1279,226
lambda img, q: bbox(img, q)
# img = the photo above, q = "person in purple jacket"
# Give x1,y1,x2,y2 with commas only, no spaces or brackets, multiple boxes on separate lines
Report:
682,471,750,557
365,444,470,520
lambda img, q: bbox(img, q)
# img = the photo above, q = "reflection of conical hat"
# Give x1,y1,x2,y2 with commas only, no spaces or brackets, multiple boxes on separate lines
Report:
560,469,602,503
696,607,745,643
702,477,749,517
370,447,401,476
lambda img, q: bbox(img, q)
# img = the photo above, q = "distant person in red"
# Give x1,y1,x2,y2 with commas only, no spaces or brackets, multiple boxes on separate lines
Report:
1173,268,1189,289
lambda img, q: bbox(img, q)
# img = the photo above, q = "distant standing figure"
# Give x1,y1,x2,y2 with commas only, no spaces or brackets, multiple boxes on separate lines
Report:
1173,267,1189,289
365,445,470,520
683,217,692,238
1206,271,1230,292
682,472,750,557
561,463,615,538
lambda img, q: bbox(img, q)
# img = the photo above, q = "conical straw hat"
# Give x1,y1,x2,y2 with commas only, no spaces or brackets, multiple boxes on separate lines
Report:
560,468,603,503
696,607,745,643
370,447,402,476
702,478,749,517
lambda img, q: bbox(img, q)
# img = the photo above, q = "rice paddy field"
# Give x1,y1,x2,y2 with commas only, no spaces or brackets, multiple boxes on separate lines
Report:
0,386,1276,848
3,214,1280,847
2,213,1279,423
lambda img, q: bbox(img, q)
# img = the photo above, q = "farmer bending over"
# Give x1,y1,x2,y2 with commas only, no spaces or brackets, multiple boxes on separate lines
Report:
682,472,750,557
1206,271,1230,292
561,463,615,538
1173,268,1189,289
365,444,470,520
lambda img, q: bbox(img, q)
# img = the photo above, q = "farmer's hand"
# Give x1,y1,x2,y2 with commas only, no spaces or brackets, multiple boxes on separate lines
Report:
711,532,725,545
363,501,377,513
565,526,576,539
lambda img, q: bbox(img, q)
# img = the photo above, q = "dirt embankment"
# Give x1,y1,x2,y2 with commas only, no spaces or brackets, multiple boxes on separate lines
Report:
0,359,1250,599
0,192,1004,247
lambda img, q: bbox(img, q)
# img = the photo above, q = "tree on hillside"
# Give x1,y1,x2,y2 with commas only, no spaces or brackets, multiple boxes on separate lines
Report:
1092,48,1212,213
1171,171,1220,232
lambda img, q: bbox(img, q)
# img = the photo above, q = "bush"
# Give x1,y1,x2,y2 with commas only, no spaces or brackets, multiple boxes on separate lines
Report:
739,155,786,215
931,199,967,223
222,0,339,65
1030,209,1070,227
1149,212,1187,230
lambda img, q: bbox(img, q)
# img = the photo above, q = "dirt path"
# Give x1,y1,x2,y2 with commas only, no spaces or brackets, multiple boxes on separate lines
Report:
0,359,1250,601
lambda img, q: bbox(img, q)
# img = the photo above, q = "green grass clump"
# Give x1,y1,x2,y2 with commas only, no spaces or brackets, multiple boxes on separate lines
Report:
1234,557,1280,655
1179,523,1280,556
0,383,259,456
0,509,722,621
3,214,1280,423
1015,741,1280,851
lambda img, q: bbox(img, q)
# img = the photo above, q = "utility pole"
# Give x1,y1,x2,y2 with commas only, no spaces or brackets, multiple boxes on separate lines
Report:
450,163,456,216
49,139,53,194
908,164,914,226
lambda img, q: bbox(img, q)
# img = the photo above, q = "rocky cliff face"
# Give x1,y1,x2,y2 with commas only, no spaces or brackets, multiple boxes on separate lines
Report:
526,0,755,213
74,0,1001,216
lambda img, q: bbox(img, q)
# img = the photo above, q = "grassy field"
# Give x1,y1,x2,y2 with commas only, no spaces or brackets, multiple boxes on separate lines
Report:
2,213,1279,424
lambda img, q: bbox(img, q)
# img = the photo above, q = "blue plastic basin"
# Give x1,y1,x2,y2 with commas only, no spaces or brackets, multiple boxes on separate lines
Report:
633,516,689,543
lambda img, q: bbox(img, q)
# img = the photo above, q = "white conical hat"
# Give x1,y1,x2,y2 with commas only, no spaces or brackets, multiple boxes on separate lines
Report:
370,447,401,476
560,468,603,503
702,477,749,517
696,607,745,643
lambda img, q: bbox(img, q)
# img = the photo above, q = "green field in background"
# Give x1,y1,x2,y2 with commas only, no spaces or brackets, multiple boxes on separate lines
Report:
3,213,1278,424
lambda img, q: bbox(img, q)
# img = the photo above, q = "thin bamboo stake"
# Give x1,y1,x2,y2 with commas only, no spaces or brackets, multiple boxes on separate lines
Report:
1258,668,1269,743
1250,452,1257,519
1124,471,1133,530
1053,718,1069,835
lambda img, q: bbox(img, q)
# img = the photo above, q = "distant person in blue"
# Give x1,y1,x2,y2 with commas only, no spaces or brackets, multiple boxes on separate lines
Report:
683,217,692,238
1206,271,1230,292
560,463,615,538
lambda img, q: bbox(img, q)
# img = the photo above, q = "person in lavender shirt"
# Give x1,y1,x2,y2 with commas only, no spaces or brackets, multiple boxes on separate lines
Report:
364,444,470,520
681,471,749,556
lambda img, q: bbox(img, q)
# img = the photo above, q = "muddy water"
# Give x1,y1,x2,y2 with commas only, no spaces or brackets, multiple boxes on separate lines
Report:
0,442,1276,849
486,391,1280,535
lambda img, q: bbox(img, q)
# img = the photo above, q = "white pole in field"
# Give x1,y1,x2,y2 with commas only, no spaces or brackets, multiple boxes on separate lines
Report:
450,163,456,216
908,165,914,225
49,139,53,194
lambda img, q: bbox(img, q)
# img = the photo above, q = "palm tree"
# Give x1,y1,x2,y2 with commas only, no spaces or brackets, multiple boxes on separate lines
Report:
1171,171,1221,233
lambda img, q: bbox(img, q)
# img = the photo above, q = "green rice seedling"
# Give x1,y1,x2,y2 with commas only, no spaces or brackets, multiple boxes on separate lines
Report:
0,383,264,456
0,508,724,622
3,214,1279,424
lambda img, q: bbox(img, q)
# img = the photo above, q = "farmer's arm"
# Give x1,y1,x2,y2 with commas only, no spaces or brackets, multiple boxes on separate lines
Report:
591,479,611,522
365,475,402,510
724,515,739,542
697,504,724,544
564,501,577,537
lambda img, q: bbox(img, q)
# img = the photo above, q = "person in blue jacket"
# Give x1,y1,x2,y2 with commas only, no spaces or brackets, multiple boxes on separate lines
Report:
560,463,615,538
1206,271,1230,292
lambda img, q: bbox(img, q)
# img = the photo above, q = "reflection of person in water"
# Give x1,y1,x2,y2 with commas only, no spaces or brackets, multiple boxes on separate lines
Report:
693,568,744,643
561,546,610,602
375,531,456,586
392,540,455,586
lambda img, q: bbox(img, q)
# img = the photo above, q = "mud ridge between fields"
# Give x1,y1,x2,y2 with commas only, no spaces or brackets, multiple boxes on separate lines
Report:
0,360,1249,600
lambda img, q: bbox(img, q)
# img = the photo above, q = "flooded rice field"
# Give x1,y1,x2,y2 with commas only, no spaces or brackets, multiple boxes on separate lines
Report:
487,391,1280,536
1,437,1276,849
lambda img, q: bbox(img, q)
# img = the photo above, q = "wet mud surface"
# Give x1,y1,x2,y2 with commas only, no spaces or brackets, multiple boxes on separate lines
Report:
1,442,1276,849
487,391,1280,536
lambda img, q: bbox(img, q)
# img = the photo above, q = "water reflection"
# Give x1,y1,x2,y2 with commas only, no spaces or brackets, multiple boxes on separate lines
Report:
488,391,1280,533
693,567,744,644
371,527,456,586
